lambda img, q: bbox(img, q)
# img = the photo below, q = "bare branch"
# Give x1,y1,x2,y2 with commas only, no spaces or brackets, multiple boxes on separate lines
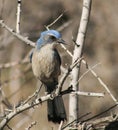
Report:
0,58,29,69
69,0,92,125
60,39,118,104
61,42,118,104
25,121,37,130
82,114,118,130
82,59,118,104
62,112,91,130
6,125,13,130
62,105,118,130
57,20,72,32
55,57,83,95
46,12,64,29
0,93,50,129
23,84,43,105
16,0,22,33
0,20,35,47
0,57,82,129
72,91,104,97
1,12,116,106
58,120,64,130
78,62,101,82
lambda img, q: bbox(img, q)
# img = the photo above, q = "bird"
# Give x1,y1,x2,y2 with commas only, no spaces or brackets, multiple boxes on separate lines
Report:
30,30,67,123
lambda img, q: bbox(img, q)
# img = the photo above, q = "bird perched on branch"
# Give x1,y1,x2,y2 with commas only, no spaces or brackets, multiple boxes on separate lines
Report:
30,30,67,123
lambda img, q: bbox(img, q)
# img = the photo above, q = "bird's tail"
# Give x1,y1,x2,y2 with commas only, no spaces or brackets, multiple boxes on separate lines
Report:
47,95,67,123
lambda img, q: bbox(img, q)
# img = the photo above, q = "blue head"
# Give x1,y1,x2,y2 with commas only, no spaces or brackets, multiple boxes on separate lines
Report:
36,30,65,49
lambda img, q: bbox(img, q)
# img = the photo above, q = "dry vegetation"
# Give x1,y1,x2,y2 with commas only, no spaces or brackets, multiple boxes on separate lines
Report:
0,0,118,129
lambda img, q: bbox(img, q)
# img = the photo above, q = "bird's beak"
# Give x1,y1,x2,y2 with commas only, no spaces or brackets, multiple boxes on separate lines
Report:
57,38,66,44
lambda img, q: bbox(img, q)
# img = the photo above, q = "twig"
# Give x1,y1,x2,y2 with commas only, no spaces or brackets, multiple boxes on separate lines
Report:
60,44,73,57
82,114,118,130
0,93,50,129
23,84,43,105
0,58,29,69
94,74,118,104
1,14,116,105
78,62,101,82
62,112,91,130
83,59,118,104
81,104,118,123
63,105,117,130
6,124,13,130
55,57,83,95
57,20,72,32
58,120,64,130
16,0,21,33
60,43,118,104
72,91,104,97
0,56,82,129
46,12,64,30
25,121,37,130
0,20,35,47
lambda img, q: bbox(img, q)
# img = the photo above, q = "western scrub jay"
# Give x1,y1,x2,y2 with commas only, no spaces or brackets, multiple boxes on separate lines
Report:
30,30,67,123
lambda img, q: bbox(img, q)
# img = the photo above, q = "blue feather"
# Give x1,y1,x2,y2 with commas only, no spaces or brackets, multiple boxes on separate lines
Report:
36,30,62,49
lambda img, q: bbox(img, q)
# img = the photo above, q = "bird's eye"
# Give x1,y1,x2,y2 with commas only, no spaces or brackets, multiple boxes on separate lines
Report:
50,35,57,41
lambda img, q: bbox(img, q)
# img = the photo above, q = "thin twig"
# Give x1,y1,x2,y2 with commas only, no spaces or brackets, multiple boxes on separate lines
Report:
78,114,118,130
0,20,35,47
23,84,43,105
6,124,13,130
72,91,104,97
57,20,72,32
58,120,64,130
60,43,118,104
60,44,73,57
0,58,29,69
83,60,118,104
16,0,22,33
81,104,118,123
62,104,118,130
25,121,37,130
79,62,101,82
46,12,64,29
56,57,83,95
0,56,82,129
62,112,91,130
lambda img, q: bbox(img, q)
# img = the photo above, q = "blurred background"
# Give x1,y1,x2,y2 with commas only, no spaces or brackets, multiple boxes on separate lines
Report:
0,0,118,129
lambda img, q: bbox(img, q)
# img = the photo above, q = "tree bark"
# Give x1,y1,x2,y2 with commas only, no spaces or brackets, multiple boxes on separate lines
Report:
69,0,92,128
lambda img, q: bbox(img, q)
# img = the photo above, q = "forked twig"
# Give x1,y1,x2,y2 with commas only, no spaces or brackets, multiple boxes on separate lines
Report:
79,62,101,82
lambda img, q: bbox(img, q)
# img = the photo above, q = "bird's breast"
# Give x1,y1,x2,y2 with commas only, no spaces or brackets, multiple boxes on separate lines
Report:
32,45,61,83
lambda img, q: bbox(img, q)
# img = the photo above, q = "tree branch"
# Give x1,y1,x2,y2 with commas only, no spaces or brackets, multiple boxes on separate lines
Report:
0,20,35,47
16,0,22,33
0,55,82,129
69,0,92,126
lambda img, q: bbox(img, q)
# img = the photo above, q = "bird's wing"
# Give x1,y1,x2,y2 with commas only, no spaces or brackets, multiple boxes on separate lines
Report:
29,49,34,63
54,49,61,65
